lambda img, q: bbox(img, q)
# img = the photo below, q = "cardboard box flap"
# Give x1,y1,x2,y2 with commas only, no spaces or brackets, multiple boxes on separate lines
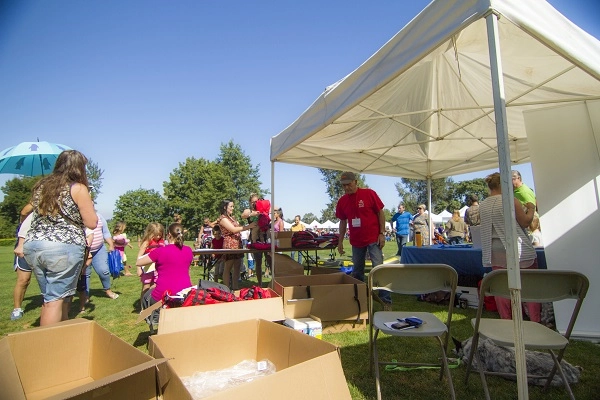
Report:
274,274,368,321
272,253,304,276
137,300,164,323
0,338,26,400
8,319,93,393
42,358,169,400
156,289,284,334
284,298,313,319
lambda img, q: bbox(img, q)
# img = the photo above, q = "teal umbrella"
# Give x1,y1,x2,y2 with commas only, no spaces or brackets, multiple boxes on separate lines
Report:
0,141,72,176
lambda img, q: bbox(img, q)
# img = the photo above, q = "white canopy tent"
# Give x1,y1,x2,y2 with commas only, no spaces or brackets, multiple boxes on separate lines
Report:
321,220,338,230
439,210,453,222
429,211,442,224
308,220,322,230
270,1,600,396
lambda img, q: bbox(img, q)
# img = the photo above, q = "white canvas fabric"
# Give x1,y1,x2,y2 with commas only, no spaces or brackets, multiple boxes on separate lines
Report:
270,0,600,179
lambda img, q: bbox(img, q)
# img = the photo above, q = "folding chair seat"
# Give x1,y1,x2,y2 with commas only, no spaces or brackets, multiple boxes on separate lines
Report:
465,269,589,400
368,263,458,400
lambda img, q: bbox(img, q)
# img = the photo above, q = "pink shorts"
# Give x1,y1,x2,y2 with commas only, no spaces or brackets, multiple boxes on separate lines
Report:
140,271,156,285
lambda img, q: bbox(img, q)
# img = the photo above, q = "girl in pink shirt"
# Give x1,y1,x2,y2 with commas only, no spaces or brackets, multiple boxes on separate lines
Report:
137,223,193,332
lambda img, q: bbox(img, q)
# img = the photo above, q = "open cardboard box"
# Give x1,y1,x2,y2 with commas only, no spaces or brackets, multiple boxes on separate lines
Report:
0,319,167,400
149,319,351,399
275,231,293,248
155,288,285,334
273,272,368,322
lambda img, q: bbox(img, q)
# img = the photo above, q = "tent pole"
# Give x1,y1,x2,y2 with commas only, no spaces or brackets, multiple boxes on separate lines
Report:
427,177,432,245
270,161,276,285
486,11,528,399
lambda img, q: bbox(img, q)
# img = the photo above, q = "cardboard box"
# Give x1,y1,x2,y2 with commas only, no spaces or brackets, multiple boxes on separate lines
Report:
149,319,351,399
0,319,167,400
275,231,293,248
457,285,479,308
156,288,285,334
272,253,304,277
273,273,368,322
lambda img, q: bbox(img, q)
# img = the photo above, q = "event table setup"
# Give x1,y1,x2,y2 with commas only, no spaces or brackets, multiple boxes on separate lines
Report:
193,244,337,279
400,244,547,285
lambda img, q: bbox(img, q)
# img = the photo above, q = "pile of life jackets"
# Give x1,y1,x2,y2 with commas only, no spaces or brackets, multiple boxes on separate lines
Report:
291,231,339,248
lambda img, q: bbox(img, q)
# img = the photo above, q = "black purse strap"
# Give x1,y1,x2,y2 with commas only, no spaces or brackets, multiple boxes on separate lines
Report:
353,283,361,325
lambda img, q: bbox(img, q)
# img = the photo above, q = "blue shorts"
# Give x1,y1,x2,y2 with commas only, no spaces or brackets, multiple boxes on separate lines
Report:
14,256,32,273
23,240,85,302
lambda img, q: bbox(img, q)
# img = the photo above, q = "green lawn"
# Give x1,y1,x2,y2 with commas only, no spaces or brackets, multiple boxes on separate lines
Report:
1,242,599,399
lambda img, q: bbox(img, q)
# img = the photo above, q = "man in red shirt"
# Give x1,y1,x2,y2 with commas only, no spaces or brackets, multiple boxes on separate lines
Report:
335,171,391,309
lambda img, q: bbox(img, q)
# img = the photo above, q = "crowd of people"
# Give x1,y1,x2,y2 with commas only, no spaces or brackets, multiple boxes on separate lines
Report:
9,152,543,329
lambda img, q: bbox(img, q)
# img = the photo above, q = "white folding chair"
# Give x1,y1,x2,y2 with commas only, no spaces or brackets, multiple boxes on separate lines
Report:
465,269,589,400
368,263,458,400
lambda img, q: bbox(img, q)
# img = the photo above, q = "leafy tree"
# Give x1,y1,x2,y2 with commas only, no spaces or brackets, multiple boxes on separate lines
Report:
162,141,265,238
395,177,489,214
112,188,167,238
394,177,454,214
163,157,230,236
216,140,265,212
86,158,104,203
302,212,317,223
0,176,41,237
453,178,489,206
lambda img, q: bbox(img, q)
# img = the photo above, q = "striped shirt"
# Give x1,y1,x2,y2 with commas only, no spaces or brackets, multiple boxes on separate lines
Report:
480,194,536,268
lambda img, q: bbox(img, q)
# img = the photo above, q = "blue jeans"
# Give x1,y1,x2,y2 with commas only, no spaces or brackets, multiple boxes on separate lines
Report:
448,236,464,245
24,240,85,302
290,251,303,264
84,245,113,295
395,234,408,256
352,242,392,304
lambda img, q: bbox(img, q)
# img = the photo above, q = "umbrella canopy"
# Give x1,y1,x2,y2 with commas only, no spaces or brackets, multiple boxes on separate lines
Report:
0,141,72,177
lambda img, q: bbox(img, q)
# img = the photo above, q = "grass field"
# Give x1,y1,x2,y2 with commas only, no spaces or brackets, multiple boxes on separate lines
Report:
1,242,599,399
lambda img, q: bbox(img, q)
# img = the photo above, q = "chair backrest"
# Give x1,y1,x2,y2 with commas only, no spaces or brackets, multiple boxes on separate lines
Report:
480,269,589,303
369,264,458,296
478,269,589,338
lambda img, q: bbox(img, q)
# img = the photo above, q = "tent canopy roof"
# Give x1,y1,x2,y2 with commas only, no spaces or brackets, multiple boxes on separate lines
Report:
270,0,600,179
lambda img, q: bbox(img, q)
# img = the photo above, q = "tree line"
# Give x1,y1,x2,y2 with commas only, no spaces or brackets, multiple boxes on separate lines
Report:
0,140,488,239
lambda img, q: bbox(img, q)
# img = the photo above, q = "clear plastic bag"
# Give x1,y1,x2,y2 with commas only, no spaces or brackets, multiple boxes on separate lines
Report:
180,359,276,399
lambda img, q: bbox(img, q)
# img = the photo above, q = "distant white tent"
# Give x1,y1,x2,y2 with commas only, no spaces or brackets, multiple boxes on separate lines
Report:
321,220,337,229
283,220,293,230
439,210,453,222
430,212,443,224
459,206,469,218
309,220,321,230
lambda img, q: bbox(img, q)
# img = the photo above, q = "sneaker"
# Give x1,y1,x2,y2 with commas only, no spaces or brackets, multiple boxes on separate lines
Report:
11,308,24,320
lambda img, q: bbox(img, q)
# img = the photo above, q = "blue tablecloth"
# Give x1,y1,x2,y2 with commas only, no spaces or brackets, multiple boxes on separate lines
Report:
400,245,547,277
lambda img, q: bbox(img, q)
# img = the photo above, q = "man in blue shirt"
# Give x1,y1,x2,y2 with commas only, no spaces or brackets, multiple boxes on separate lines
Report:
390,203,413,257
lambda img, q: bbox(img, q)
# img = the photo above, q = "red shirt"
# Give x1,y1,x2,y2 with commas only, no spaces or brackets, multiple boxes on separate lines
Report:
335,188,384,247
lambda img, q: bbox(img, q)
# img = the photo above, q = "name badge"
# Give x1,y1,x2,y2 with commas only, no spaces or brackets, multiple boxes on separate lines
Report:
351,218,361,227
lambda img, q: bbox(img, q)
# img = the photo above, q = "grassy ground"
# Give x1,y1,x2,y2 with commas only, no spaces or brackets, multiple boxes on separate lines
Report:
1,242,599,399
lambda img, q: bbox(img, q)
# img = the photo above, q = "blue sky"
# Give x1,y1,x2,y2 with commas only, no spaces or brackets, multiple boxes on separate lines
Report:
1,0,598,221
